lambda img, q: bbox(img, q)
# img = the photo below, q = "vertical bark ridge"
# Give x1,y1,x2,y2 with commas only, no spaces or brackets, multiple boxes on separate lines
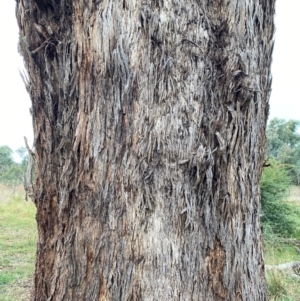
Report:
17,0,275,300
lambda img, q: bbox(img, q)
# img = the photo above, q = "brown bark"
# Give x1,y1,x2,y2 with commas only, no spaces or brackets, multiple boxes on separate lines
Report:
16,0,275,300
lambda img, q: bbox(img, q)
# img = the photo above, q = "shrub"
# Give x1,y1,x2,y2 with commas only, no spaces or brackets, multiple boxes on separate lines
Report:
260,159,293,236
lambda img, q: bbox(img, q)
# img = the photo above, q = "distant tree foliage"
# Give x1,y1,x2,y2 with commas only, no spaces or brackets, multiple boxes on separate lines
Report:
0,145,28,186
266,118,300,185
0,146,14,173
260,159,293,236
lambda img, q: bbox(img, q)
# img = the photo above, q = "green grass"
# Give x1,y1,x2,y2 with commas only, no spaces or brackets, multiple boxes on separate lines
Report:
264,228,300,266
266,270,300,301
0,184,37,301
263,186,300,301
264,239,300,301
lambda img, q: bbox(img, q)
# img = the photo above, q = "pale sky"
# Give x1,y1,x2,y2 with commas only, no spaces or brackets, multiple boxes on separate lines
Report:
0,1,299,150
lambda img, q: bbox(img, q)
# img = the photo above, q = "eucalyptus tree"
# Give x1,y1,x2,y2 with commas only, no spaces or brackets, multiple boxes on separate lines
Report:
0,145,14,175
0,145,25,186
17,1,275,300
267,118,300,184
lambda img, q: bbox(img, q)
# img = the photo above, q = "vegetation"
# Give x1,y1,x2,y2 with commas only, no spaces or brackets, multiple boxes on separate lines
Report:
262,186,300,301
261,118,300,300
0,185,36,301
261,118,300,237
263,194,300,301
266,270,300,301
266,118,300,185
261,160,294,236
0,146,28,187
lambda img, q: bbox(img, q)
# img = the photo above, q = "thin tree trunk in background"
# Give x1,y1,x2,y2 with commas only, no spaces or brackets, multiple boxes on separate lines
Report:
16,1,275,300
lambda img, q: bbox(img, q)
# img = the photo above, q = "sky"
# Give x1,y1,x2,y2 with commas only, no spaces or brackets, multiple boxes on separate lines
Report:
0,1,299,151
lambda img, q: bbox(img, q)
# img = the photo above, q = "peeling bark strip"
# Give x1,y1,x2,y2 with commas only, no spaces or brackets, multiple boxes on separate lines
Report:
16,1,275,300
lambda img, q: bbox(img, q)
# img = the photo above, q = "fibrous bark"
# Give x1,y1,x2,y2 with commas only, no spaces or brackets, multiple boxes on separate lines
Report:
16,0,275,300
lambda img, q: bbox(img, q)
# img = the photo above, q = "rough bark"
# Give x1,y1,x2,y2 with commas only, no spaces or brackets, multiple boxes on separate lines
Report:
16,0,275,300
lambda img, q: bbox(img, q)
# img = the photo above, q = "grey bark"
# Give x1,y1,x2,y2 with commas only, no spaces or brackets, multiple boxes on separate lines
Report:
16,0,275,300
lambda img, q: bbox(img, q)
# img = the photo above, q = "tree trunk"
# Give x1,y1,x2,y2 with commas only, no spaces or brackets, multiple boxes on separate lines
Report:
16,1,275,300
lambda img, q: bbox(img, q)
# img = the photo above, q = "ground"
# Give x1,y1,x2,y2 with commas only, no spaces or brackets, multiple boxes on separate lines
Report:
0,185,36,301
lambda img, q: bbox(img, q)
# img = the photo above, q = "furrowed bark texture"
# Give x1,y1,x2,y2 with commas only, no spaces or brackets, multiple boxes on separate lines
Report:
17,1,275,300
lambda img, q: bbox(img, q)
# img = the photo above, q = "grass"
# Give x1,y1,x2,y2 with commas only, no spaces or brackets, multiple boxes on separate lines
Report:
0,184,36,301
264,238,300,301
263,186,300,301
266,270,300,301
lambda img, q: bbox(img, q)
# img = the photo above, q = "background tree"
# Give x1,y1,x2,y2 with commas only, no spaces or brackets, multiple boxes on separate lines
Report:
16,146,29,170
0,145,14,175
16,1,275,300
266,118,300,184
260,159,293,236
0,145,27,187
